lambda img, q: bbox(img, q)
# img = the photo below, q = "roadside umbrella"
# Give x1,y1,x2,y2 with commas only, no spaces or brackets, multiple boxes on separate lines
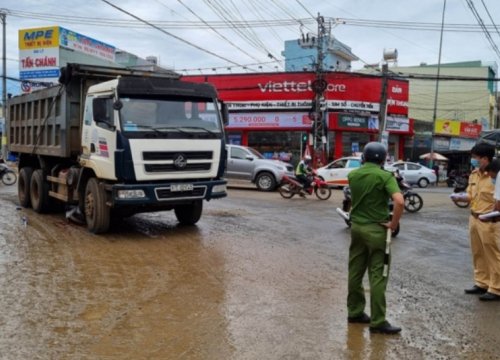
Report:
419,152,448,161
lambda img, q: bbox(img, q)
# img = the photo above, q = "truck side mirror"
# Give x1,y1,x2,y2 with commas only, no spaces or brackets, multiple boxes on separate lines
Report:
93,98,114,128
220,101,229,126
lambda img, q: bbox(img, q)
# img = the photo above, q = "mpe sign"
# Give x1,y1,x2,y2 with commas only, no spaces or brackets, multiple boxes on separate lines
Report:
19,26,59,49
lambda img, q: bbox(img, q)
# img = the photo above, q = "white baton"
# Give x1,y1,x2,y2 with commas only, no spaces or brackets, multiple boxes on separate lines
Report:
382,227,392,277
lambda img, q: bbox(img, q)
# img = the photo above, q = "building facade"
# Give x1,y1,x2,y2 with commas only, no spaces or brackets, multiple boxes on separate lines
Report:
185,71,410,165
282,36,358,73
381,61,496,171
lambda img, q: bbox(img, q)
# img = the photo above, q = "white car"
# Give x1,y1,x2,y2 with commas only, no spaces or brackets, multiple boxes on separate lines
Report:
390,162,437,188
316,156,363,187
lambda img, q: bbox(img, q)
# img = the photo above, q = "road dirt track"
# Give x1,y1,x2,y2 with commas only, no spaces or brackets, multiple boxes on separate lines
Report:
0,184,498,359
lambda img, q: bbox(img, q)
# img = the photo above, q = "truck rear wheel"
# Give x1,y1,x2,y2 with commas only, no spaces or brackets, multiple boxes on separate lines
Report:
18,167,33,208
175,200,202,225
30,169,51,213
84,178,110,234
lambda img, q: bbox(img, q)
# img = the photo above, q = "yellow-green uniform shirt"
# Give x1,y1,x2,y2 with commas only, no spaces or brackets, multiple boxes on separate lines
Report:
348,162,400,224
467,169,495,214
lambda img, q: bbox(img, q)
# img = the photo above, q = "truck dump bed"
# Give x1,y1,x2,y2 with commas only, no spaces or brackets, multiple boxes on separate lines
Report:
8,63,180,159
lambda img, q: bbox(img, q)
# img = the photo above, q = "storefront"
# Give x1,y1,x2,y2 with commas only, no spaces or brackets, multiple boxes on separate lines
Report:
184,71,411,165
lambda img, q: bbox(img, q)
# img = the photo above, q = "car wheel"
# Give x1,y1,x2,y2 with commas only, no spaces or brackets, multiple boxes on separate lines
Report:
418,177,429,188
256,172,276,191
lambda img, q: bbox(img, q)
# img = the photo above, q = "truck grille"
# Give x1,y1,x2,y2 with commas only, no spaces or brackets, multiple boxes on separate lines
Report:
143,151,213,173
145,163,211,172
143,151,213,161
155,186,207,200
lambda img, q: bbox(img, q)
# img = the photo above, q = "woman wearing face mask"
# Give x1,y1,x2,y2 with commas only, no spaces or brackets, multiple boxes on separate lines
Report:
459,143,500,301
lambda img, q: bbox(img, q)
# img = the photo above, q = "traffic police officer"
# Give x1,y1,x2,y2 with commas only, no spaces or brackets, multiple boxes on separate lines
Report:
460,143,500,300
346,142,404,334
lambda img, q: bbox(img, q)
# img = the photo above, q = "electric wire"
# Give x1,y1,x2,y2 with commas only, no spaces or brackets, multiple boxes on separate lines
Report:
100,0,246,68
479,0,500,41
464,0,500,60
175,0,265,69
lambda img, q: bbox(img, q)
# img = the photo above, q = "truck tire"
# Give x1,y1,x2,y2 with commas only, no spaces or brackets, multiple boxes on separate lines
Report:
175,200,202,225
84,178,110,234
30,169,51,213
18,167,33,208
255,172,276,191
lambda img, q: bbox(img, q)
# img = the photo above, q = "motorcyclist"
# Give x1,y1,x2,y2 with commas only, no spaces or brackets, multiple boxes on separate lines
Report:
295,155,313,195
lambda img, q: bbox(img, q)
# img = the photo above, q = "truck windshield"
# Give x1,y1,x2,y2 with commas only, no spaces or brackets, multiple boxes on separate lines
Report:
119,97,223,138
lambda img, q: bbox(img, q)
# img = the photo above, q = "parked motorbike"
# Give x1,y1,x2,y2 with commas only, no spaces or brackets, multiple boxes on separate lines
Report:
0,163,17,186
451,176,469,208
337,186,400,237
279,170,332,200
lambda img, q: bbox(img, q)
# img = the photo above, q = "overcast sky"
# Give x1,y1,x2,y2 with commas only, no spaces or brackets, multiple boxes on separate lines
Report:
2,0,500,94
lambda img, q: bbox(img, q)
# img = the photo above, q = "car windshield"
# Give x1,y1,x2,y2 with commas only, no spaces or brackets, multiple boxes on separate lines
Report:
247,147,265,159
119,96,223,138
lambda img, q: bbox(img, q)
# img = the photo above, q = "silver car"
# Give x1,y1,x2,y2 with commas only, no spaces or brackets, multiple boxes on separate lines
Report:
225,144,295,191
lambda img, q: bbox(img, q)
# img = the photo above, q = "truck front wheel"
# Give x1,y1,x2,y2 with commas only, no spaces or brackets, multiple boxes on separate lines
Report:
18,167,33,208
84,178,110,234
174,200,203,225
30,169,51,213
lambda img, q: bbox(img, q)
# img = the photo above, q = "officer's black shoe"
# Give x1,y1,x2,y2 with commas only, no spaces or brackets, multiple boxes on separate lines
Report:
369,321,402,335
464,285,488,294
479,292,500,301
347,312,370,324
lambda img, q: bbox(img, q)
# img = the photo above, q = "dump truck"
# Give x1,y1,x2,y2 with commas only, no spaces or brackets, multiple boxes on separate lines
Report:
7,63,227,233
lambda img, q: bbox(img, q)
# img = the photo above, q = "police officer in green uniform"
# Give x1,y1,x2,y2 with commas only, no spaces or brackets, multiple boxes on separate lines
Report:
346,142,404,334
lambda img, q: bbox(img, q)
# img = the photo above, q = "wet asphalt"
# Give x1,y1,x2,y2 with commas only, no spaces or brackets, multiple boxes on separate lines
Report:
0,182,498,359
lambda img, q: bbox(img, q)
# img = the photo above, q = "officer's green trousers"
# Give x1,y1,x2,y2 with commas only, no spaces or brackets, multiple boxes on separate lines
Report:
347,222,389,327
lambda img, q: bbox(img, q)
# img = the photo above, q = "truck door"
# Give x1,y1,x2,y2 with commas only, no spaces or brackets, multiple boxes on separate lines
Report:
81,96,117,180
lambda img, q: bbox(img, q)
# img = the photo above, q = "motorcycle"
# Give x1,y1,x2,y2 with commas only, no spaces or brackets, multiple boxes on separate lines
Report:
394,170,423,213
279,169,332,200
337,186,400,237
0,163,17,186
451,175,469,208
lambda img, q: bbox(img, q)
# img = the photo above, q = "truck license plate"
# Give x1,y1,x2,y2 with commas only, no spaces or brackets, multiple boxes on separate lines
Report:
171,184,194,192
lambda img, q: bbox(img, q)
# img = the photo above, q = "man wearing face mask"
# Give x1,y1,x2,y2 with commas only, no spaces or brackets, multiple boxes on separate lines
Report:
457,143,499,301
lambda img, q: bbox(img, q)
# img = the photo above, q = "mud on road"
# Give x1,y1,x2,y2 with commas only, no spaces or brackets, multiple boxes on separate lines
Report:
0,184,498,359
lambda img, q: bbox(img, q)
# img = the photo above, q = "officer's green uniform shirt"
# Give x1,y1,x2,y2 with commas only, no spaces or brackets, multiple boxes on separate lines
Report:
348,162,400,224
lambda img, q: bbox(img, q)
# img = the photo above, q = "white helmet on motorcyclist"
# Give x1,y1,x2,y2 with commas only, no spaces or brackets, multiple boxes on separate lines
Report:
304,155,312,164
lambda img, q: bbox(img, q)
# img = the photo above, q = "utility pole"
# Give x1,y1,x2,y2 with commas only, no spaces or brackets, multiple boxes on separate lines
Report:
378,62,389,147
298,13,329,166
429,0,447,170
1,10,6,160
311,14,328,167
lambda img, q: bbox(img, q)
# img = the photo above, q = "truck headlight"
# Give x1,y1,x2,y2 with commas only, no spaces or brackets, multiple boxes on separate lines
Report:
117,189,146,199
212,184,227,193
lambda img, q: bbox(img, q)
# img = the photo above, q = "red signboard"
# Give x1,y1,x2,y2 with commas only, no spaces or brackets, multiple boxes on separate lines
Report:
460,122,482,138
184,72,409,116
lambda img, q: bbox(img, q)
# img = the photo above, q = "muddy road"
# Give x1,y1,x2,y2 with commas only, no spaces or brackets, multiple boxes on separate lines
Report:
0,183,497,359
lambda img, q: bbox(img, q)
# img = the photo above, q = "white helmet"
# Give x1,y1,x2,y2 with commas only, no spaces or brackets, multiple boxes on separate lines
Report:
304,155,312,163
